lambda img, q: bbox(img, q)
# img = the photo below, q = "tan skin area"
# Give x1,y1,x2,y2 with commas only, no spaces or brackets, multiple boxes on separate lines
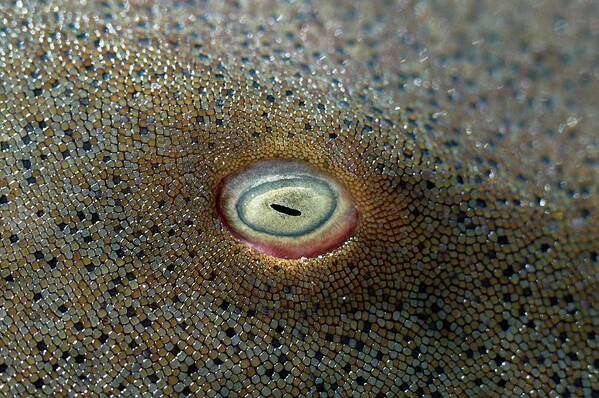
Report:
0,0,598,396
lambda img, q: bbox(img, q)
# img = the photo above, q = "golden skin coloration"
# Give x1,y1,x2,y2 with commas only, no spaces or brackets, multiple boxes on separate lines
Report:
0,0,598,396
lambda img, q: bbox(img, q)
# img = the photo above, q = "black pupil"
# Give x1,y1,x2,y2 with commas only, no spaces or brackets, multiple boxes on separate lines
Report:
270,203,302,216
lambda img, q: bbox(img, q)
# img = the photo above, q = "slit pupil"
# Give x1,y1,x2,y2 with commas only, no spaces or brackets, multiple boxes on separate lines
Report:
270,203,302,216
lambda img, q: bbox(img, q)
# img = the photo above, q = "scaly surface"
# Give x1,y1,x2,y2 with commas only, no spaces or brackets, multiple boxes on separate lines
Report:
0,0,598,396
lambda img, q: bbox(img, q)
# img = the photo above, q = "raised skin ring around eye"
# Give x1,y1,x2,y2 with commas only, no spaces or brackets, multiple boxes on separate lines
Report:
216,160,358,259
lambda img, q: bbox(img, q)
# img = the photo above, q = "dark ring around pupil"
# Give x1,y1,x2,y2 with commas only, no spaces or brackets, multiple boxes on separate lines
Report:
236,176,338,238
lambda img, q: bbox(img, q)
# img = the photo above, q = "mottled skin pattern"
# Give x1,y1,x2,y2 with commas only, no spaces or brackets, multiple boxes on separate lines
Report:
0,0,598,397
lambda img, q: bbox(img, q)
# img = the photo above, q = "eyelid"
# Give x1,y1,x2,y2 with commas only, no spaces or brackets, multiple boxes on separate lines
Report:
216,159,358,259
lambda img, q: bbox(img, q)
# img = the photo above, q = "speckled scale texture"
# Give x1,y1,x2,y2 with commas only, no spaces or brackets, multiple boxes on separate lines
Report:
0,0,597,397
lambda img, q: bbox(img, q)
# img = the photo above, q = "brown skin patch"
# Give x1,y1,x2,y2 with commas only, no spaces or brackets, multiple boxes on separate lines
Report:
0,0,597,396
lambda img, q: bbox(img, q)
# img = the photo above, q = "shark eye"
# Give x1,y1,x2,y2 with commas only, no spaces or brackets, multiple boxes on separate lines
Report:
216,160,358,259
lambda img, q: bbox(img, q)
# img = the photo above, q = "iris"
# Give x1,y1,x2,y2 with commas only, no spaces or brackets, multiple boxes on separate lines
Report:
216,160,358,259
